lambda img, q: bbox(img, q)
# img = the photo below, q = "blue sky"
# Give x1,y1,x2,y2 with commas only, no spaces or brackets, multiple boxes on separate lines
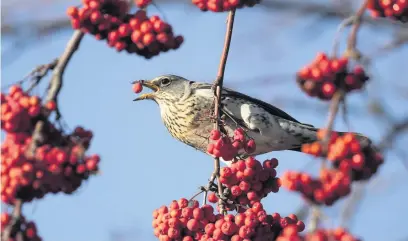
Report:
2,2,408,241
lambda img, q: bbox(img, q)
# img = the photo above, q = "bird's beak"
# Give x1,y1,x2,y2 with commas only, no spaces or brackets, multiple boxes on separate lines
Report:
133,80,159,101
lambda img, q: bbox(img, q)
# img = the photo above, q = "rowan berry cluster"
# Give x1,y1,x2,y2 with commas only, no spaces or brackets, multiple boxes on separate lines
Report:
302,131,384,181
152,198,304,241
135,0,152,8
207,129,256,161
192,0,261,12
1,85,100,205
67,0,183,59
367,0,408,23
281,169,351,206
296,52,369,100
207,157,281,209
282,130,383,206
277,226,362,241
1,212,42,241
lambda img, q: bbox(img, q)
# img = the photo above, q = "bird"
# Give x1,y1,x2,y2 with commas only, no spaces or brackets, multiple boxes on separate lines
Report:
133,74,372,164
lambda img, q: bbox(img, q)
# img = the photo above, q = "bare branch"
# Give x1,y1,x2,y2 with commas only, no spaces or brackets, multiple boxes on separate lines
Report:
378,117,408,152
211,10,236,215
28,30,85,156
1,200,23,241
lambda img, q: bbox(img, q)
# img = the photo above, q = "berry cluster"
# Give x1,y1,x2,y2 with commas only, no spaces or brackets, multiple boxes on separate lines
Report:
302,131,384,181
277,226,362,241
67,0,183,59
135,0,152,8
282,130,384,205
1,85,100,205
152,198,304,241
296,53,369,100
1,212,42,241
281,169,351,206
207,157,281,209
367,0,408,23
192,0,261,12
207,129,256,161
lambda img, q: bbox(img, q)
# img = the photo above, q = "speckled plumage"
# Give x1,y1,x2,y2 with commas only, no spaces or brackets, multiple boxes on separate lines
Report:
134,74,371,161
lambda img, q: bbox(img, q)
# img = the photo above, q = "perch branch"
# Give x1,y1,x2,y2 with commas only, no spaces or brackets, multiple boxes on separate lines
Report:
211,10,236,215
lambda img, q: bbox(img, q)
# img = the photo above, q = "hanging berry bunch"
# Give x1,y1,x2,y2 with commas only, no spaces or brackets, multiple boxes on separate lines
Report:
367,0,408,23
192,0,261,12
152,198,304,241
67,0,184,59
207,157,281,210
296,52,369,100
1,85,100,205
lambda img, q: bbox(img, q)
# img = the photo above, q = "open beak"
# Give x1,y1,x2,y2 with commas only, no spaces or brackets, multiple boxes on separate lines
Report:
133,80,160,101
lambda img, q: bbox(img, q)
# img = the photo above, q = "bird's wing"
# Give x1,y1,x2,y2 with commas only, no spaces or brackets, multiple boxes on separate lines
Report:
194,83,313,126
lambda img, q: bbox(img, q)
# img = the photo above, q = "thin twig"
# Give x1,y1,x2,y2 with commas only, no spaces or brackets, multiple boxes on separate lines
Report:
3,30,84,241
340,182,367,227
377,117,408,152
28,30,84,157
321,90,345,162
211,10,236,215
345,0,369,59
2,31,84,240
1,200,23,241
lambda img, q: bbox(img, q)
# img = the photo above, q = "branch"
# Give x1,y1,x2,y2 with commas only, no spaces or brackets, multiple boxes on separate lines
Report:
1,200,23,241
340,182,367,227
211,10,236,215
3,30,84,241
28,30,84,156
346,0,369,59
377,117,408,152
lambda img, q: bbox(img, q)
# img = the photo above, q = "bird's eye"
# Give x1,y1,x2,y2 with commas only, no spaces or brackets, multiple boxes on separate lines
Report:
161,78,171,86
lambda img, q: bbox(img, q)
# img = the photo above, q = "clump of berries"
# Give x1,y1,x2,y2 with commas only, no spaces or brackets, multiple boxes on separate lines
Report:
277,226,362,241
1,85,100,205
207,157,281,209
282,130,384,206
302,130,384,181
67,0,183,59
135,0,152,8
152,198,304,241
367,0,408,23
1,212,42,241
296,52,369,100
192,0,261,12
207,128,256,161
281,169,351,206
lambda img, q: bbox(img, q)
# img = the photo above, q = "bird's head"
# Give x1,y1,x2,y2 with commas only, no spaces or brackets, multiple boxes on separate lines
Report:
133,75,194,106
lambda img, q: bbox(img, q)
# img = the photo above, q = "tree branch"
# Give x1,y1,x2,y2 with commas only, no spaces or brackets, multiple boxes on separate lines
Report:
3,30,84,241
211,10,236,215
28,30,84,157
1,200,23,241
378,117,408,152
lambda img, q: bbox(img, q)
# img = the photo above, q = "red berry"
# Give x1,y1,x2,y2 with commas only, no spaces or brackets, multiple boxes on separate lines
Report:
133,82,143,93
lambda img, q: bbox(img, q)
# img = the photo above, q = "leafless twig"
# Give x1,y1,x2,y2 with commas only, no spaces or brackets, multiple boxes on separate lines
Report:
210,10,236,215
377,117,408,152
28,30,84,157
2,30,85,241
